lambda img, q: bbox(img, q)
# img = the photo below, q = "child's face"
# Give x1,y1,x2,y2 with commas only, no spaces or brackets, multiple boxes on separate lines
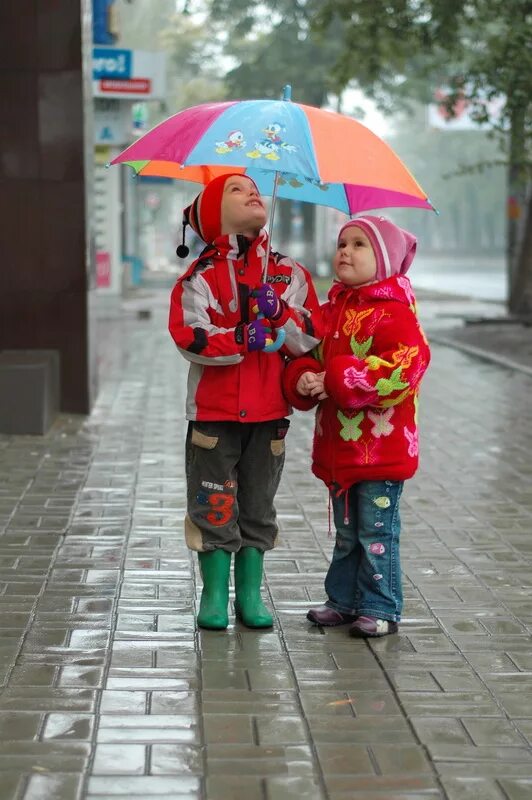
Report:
333,225,377,286
220,176,267,237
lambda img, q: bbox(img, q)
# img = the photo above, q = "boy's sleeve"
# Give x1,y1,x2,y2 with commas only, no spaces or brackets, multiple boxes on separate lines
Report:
282,356,323,411
325,306,431,410
276,262,324,357
169,271,245,365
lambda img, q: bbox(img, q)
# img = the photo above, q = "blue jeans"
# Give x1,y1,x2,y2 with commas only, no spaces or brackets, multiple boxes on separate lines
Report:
324,480,404,622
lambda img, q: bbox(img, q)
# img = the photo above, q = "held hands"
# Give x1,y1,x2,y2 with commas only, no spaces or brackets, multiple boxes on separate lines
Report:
296,371,327,400
251,284,285,326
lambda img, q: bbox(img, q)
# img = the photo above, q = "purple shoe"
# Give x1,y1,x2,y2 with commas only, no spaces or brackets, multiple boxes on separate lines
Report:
349,616,398,638
307,605,356,626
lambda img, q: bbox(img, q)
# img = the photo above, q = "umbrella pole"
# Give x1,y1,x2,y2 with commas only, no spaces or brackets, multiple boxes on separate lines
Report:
263,170,280,282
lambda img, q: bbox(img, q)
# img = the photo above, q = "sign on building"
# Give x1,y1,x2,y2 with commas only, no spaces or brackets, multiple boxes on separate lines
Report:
92,48,166,100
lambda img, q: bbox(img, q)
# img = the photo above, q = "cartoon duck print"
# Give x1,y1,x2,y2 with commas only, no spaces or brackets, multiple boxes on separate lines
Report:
215,130,246,154
246,122,297,160
247,139,281,160
264,123,283,144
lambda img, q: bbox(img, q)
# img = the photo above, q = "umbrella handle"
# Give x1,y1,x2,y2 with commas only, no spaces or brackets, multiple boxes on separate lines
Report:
258,313,286,353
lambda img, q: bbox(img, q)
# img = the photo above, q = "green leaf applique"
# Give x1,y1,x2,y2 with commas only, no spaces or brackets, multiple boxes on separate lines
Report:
350,335,372,358
376,366,409,397
337,410,364,442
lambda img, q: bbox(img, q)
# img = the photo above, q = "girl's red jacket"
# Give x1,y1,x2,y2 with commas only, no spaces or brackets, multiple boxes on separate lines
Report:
282,276,431,491
169,230,323,421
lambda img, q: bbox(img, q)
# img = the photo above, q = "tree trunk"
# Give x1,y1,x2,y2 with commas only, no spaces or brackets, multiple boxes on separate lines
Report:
507,106,531,315
509,190,532,317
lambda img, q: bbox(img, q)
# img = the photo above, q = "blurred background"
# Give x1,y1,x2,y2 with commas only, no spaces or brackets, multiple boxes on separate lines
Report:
94,0,521,302
0,0,529,423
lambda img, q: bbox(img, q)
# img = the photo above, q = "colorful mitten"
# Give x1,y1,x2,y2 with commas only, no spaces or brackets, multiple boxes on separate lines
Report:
251,284,290,328
251,284,282,319
236,319,273,352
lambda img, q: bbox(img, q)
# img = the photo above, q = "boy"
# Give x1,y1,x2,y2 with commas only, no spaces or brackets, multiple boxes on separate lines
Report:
282,216,430,638
169,173,322,630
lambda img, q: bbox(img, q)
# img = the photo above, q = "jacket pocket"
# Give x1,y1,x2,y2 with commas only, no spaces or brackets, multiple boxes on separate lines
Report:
191,427,219,450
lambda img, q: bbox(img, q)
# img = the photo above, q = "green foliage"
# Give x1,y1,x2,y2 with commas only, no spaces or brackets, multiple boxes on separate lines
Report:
159,11,227,110
386,104,507,252
206,0,343,104
314,0,531,165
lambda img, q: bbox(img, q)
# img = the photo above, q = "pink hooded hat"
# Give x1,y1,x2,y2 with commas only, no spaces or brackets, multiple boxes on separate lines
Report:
338,215,417,280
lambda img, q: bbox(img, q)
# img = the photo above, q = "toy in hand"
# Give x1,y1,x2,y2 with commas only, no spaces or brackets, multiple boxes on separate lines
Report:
251,284,282,320
249,284,287,352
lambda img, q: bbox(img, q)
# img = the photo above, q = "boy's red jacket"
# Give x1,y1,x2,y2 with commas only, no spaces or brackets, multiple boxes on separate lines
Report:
169,230,323,421
282,276,430,491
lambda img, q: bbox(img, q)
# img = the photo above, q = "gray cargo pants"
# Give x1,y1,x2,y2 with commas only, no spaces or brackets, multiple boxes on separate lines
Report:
184,419,290,553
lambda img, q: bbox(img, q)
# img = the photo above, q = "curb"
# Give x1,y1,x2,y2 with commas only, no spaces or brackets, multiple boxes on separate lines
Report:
429,334,532,378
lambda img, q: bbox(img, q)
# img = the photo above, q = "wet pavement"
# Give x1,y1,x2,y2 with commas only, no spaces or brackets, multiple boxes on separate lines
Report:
1,289,532,800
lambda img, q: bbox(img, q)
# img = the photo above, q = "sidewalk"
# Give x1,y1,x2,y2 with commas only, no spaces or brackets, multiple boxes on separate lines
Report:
1,288,532,800
414,287,532,375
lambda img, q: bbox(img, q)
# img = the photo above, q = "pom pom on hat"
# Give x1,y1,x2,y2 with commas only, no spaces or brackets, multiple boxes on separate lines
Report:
175,221,189,259
338,216,417,280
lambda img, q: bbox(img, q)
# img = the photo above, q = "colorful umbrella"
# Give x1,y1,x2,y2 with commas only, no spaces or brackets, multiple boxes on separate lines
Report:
111,86,434,216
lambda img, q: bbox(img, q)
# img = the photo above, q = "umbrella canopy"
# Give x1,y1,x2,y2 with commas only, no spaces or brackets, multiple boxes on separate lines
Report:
111,91,434,215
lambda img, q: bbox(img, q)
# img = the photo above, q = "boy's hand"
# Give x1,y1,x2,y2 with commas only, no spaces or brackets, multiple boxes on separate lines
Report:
236,319,273,352
251,284,283,321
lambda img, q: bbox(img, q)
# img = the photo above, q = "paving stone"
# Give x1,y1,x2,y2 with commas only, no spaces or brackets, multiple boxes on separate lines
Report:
150,744,203,775
91,743,146,776
398,691,503,717
0,712,43,741
87,775,201,796
434,777,506,800
23,774,85,800
498,780,532,799
0,774,22,800
323,774,442,795
205,743,314,776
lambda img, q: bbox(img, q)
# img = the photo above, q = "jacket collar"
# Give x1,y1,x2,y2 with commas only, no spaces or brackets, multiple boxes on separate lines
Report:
328,275,416,308
212,229,269,261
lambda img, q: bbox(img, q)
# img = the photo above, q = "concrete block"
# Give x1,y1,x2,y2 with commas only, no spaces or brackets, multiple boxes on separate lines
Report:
0,350,60,435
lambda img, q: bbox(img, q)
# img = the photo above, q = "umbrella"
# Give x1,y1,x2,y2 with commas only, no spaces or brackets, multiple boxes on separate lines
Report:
111,86,434,217
111,86,434,351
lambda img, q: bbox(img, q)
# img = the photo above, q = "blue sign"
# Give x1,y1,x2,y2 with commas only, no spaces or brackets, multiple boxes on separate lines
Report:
93,48,132,80
93,0,116,45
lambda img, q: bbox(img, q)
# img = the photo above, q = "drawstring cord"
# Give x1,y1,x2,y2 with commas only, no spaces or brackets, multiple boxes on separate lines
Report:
344,491,349,526
327,493,332,538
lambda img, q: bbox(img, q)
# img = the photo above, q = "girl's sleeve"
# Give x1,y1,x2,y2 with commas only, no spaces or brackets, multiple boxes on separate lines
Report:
276,262,325,357
282,356,323,411
168,271,245,365
325,306,431,410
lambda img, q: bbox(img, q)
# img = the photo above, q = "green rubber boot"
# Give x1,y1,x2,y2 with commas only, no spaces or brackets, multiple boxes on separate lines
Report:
234,547,274,628
197,550,232,630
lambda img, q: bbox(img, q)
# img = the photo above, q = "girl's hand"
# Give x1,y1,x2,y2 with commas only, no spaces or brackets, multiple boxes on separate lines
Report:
297,371,327,400
296,371,318,396
308,371,328,400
